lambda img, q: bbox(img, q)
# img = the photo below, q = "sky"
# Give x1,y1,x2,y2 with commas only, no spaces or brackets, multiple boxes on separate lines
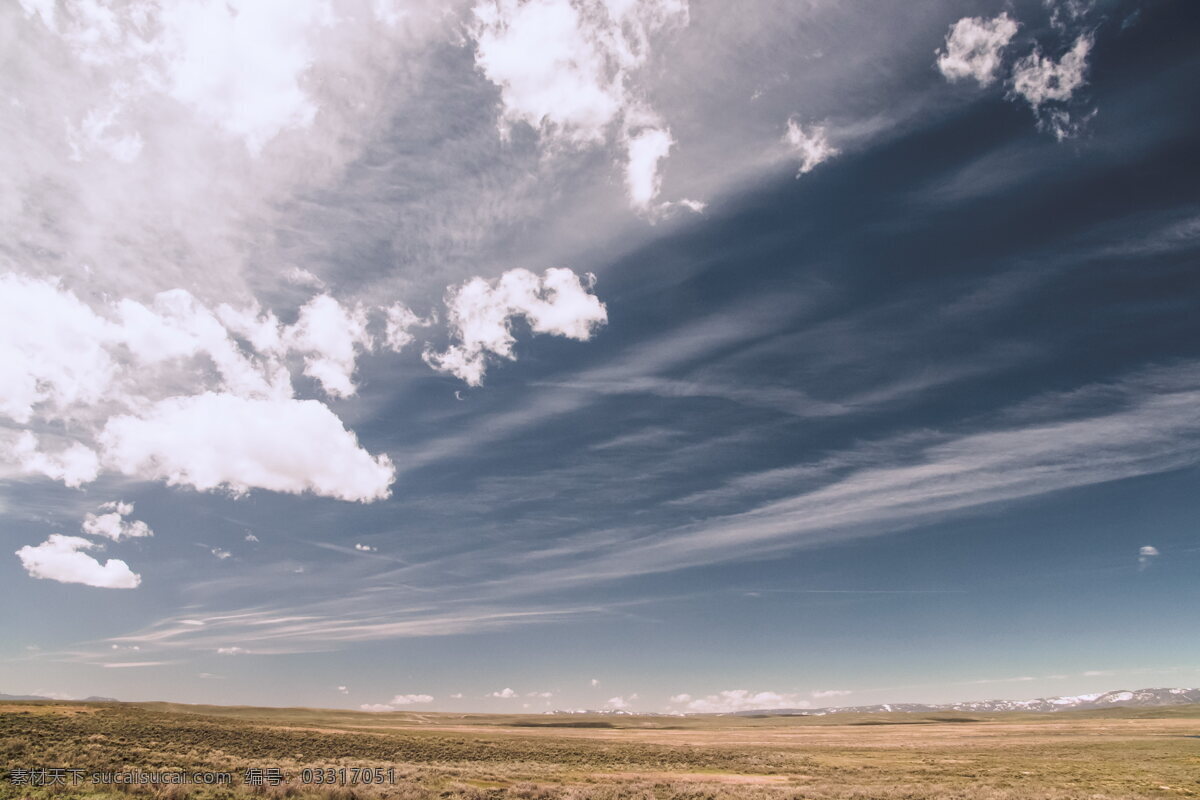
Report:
1,0,1198,715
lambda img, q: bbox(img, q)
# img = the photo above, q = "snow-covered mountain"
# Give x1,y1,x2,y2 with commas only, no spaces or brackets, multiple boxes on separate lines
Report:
726,687,1200,716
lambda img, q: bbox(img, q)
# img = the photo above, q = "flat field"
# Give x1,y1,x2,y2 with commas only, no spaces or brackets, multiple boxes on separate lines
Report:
2,701,1198,799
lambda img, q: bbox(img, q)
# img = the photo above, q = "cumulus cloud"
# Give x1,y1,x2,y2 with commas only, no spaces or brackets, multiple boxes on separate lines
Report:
384,304,434,353
1011,34,1092,107
470,0,691,212
245,533,259,542
1138,545,1159,570
29,0,334,156
81,502,153,541
354,543,377,552
0,274,119,425
361,693,433,711
671,689,809,713
590,678,599,687
424,268,607,386
625,127,674,211
783,117,838,176
3,432,100,488
15,534,141,589
337,685,349,694
0,277,389,499
2,266,608,500
490,687,518,698
283,266,326,289
99,393,395,502
211,548,232,560
283,295,373,398
936,13,1020,86
605,694,636,710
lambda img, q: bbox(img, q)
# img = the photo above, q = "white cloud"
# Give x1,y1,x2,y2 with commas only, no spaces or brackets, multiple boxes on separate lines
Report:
0,273,118,425
211,548,232,560
450,692,464,699
1138,545,1159,570
15,534,140,589
99,393,395,502
783,117,838,176
22,0,335,157
605,694,636,710
470,0,690,211
526,690,554,698
590,678,599,687
337,685,349,694
4,432,100,488
384,304,434,353
394,693,433,704
1011,35,1092,107
1045,0,1095,31
672,689,809,713
361,693,433,710
283,266,325,288
471,0,683,144
490,687,518,698
811,689,852,699
217,646,246,654
66,105,144,163
424,268,607,386
283,295,373,398
625,127,674,211
81,502,153,541
245,533,259,542
936,13,1020,86
354,543,377,552
155,0,334,155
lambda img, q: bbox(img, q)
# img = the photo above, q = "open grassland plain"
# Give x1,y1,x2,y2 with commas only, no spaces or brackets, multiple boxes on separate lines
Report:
2,701,1198,800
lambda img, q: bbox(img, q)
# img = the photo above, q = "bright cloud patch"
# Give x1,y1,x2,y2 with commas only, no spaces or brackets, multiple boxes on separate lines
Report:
284,295,373,398
0,274,118,425
470,0,691,212
0,276,393,500
783,118,838,175
936,13,1020,86
21,0,334,156
425,268,608,386
1138,545,1159,569
100,393,395,502
4,432,100,488
15,534,141,589
1011,34,1092,107
81,501,153,541
384,304,434,353
360,693,433,711
625,127,674,211
670,689,809,713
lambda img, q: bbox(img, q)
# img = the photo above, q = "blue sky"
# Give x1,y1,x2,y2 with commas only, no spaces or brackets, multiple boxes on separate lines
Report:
2,0,1198,714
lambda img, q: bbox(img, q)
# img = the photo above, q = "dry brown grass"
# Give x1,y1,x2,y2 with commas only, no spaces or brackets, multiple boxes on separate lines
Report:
1,701,1197,800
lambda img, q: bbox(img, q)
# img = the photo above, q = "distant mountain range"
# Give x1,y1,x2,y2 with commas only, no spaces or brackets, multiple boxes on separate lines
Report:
5,687,1197,715
724,687,1200,716
542,688,1200,716
0,693,118,702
